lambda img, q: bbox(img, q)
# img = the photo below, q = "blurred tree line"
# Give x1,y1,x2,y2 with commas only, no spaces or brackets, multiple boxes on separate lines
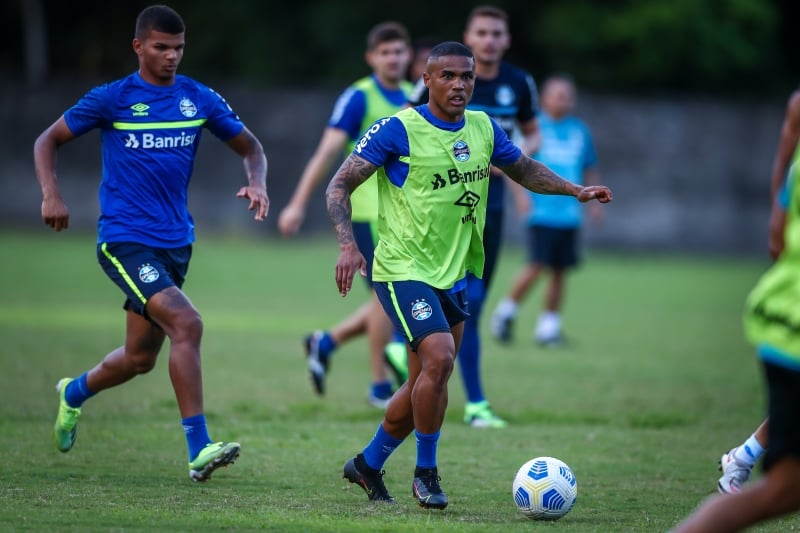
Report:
4,0,799,97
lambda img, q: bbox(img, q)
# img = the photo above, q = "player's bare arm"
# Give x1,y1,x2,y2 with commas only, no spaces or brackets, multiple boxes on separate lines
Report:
770,90,800,201
34,116,76,231
325,154,376,296
500,154,612,203
326,154,377,245
229,126,269,221
278,127,349,236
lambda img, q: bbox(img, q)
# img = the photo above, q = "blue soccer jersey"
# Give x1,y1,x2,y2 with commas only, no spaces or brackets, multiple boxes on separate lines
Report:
528,113,597,228
64,72,245,247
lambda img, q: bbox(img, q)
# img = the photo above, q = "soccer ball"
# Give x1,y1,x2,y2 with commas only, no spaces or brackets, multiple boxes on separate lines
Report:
512,456,577,520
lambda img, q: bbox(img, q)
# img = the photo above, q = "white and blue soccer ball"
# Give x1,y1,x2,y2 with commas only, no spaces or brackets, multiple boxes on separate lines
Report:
512,456,577,520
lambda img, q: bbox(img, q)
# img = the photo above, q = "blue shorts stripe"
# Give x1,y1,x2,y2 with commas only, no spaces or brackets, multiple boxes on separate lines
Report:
100,242,147,304
387,281,414,343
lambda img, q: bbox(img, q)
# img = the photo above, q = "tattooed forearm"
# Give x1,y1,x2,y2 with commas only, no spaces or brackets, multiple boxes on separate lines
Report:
326,178,355,246
501,154,580,196
325,155,377,247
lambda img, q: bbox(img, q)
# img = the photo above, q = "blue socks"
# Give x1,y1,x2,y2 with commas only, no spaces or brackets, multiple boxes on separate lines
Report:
182,414,212,460
319,331,337,359
371,380,393,400
415,430,440,469
362,424,404,471
64,372,96,408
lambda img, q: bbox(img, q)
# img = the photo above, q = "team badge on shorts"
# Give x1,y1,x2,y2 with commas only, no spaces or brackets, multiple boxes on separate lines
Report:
411,299,433,321
138,264,160,283
453,140,470,162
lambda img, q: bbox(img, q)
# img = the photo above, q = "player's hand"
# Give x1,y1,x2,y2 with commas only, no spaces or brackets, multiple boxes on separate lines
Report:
42,196,69,231
236,186,269,221
577,186,613,204
277,203,305,237
334,243,367,297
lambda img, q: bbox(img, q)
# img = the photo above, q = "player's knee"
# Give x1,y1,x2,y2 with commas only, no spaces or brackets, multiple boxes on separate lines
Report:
128,351,158,374
170,309,204,343
423,351,454,385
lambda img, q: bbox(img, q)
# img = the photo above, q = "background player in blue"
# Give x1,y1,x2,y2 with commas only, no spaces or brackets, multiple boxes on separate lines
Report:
491,75,602,345
278,21,413,407
33,5,268,482
408,5,541,428
329,41,612,509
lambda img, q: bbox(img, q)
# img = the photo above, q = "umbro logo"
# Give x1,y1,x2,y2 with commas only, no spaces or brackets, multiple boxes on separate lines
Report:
130,102,150,116
455,191,480,212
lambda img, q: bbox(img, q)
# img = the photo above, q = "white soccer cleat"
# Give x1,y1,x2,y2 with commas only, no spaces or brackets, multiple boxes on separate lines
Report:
717,447,753,494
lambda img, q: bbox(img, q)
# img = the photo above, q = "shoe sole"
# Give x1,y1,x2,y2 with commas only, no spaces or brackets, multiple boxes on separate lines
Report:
189,444,240,482
467,419,508,429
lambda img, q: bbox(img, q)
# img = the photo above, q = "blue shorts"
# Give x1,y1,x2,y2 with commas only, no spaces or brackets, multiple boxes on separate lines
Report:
526,225,580,269
353,221,377,287
762,360,800,471
97,241,191,317
374,280,469,351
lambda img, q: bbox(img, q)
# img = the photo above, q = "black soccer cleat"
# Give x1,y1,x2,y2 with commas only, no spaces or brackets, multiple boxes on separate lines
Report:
343,453,396,503
412,467,448,509
303,331,329,395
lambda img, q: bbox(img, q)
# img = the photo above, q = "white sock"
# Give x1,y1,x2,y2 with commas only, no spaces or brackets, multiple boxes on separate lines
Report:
734,434,766,466
495,298,518,319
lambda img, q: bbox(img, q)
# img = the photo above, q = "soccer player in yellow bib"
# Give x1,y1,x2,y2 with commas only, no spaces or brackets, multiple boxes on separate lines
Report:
326,41,612,509
278,22,413,407
673,164,800,532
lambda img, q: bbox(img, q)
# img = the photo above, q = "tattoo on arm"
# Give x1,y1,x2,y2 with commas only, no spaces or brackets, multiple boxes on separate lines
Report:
325,155,377,246
501,154,578,196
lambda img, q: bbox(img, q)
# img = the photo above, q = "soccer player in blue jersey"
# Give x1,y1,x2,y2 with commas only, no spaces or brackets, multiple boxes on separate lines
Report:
328,41,611,509
278,21,413,407
33,5,268,482
491,75,602,346
407,5,541,428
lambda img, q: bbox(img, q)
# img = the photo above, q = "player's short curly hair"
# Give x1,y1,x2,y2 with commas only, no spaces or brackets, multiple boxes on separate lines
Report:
135,5,185,39
427,41,473,62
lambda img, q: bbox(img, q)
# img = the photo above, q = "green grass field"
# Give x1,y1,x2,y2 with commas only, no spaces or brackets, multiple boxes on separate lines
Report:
1,229,797,532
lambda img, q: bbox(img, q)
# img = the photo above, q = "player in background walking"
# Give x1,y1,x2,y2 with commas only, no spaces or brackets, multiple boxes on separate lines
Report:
34,4,269,482
277,22,413,407
490,74,602,346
